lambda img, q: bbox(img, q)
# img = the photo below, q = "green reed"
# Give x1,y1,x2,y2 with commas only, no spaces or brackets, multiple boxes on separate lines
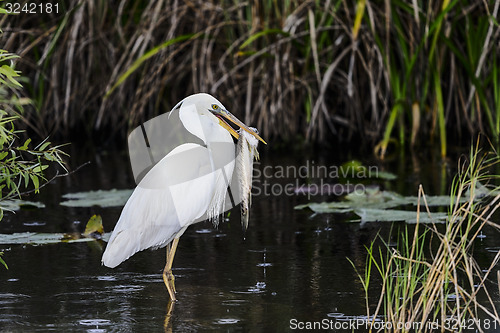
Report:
353,143,500,332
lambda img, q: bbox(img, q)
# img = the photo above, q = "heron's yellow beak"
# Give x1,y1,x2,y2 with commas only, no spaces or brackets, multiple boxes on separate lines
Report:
214,109,267,145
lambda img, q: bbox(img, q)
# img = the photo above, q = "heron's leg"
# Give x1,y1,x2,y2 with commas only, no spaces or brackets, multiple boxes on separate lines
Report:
163,238,180,301
167,238,179,293
163,244,176,301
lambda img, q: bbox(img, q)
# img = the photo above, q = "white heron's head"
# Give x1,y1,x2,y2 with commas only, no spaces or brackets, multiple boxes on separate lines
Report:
176,93,266,145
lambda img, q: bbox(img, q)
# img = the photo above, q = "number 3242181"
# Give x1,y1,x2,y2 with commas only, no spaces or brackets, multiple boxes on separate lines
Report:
5,2,59,14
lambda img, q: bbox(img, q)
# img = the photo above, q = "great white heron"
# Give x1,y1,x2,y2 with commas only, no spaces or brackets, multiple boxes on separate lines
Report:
101,93,265,301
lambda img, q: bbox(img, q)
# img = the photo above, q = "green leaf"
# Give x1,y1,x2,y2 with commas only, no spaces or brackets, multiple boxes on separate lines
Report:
43,152,55,160
239,29,289,50
19,138,31,151
0,64,22,87
0,253,7,269
29,174,39,193
83,215,104,236
38,141,51,152
352,0,366,40
0,50,20,62
23,172,29,188
32,164,49,173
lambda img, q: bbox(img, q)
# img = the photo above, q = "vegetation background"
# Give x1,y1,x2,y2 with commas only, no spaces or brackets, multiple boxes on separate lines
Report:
1,1,500,327
1,0,498,157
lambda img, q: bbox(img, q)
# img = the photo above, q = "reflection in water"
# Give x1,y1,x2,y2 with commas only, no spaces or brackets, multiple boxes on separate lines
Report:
0,149,498,331
163,301,174,333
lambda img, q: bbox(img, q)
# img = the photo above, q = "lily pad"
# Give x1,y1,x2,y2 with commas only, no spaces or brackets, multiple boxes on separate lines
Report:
355,209,448,223
60,189,133,207
295,188,466,214
0,199,45,211
376,171,397,180
294,187,472,223
294,201,353,214
0,215,109,245
465,181,500,199
0,232,111,245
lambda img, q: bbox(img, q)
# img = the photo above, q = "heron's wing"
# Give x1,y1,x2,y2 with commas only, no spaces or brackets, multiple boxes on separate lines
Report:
102,143,217,268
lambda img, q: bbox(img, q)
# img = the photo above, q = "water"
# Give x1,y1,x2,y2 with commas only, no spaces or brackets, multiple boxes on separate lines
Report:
0,147,499,332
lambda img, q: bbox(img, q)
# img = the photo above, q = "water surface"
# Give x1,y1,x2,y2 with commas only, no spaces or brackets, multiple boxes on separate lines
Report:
0,148,499,332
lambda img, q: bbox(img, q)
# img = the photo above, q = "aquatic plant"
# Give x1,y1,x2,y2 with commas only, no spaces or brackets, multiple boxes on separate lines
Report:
0,10,69,268
0,48,67,215
0,0,498,152
353,143,500,332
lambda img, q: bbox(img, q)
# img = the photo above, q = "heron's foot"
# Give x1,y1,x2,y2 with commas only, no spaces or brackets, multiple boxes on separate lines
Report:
163,269,177,301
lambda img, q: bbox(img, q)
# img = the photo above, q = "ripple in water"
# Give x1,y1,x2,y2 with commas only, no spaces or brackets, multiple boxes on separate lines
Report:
232,281,266,294
79,319,111,326
97,276,116,281
256,263,272,267
23,222,46,226
112,285,144,293
221,299,248,306
485,247,500,253
215,318,240,325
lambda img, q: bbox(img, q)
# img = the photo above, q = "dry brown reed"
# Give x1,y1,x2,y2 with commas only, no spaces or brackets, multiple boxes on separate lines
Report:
0,0,498,149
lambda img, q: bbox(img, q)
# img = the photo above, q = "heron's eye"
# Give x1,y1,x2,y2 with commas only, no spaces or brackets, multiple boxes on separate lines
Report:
211,104,219,110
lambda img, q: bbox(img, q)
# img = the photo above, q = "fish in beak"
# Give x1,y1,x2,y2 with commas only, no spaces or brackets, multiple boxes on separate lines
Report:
212,108,267,145
236,128,260,233
211,107,263,234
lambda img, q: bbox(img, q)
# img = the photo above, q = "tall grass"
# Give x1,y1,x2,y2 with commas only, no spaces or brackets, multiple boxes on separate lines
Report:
0,0,498,152
355,144,500,332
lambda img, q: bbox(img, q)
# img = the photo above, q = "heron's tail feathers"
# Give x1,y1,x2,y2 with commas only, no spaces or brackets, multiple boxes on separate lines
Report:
101,230,139,268
102,224,177,268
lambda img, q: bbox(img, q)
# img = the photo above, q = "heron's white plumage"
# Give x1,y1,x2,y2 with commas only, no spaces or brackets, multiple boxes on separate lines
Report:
102,94,236,268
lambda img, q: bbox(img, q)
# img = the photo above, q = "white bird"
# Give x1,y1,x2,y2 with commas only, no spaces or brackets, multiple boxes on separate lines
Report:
101,93,265,301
